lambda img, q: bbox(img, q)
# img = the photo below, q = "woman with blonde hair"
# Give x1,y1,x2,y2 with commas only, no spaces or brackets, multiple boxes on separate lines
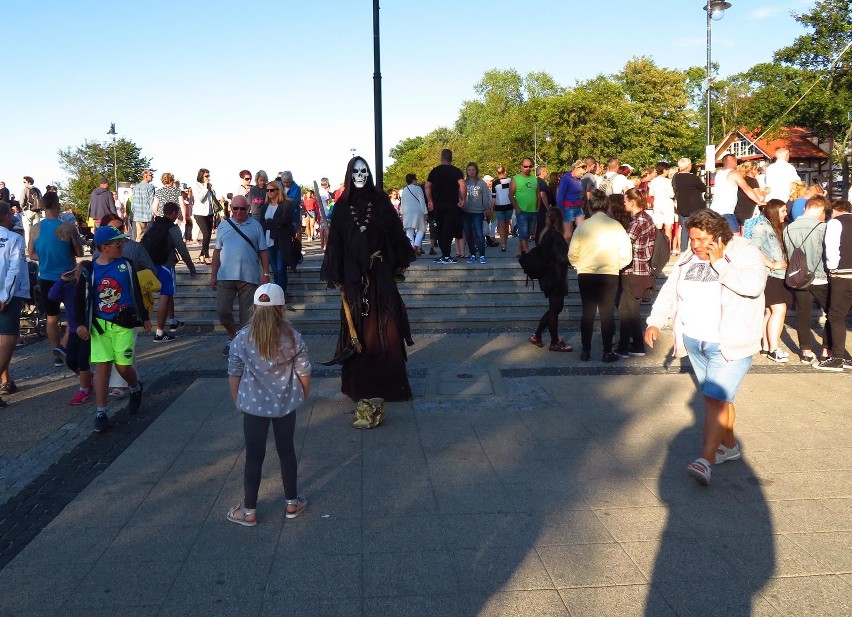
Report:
226,283,311,526
734,160,764,230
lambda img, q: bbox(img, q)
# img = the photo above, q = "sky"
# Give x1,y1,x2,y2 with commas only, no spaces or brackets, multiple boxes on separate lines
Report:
0,0,814,196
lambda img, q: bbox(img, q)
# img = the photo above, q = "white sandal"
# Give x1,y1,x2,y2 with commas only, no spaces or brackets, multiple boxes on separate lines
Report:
227,503,257,527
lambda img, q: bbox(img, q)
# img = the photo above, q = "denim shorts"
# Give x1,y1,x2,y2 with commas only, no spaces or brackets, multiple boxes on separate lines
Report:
683,334,752,402
562,205,585,222
494,209,513,222
514,211,537,239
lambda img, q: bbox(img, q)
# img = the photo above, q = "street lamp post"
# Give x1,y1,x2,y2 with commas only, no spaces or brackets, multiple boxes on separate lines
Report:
107,122,118,192
704,1,731,206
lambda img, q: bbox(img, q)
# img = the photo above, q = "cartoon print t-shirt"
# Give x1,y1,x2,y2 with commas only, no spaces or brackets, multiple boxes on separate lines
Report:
93,259,133,321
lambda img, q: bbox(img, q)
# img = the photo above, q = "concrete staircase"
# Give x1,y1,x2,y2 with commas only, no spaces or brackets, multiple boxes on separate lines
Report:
170,235,661,332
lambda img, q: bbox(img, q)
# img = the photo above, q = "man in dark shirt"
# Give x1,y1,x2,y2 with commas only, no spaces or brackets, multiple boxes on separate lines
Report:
425,149,465,264
672,157,706,250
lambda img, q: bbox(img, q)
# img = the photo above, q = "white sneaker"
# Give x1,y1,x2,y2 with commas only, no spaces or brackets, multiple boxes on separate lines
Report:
715,443,741,464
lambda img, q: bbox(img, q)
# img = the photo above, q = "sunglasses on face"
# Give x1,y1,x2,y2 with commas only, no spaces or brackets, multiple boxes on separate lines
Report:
231,207,247,211
242,177,251,181
267,188,279,193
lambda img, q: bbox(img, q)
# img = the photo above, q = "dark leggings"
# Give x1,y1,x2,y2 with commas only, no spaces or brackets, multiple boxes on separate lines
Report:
578,273,619,353
793,285,830,356
242,412,297,509
194,214,213,258
183,217,193,242
535,294,564,344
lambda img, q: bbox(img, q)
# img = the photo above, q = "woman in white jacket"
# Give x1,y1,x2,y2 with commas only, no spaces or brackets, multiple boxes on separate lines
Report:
399,173,427,255
645,209,767,486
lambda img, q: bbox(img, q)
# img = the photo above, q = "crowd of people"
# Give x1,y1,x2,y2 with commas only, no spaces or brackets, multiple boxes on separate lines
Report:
1,147,850,494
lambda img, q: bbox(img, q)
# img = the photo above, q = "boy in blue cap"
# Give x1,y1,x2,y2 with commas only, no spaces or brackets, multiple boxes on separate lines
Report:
75,225,152,432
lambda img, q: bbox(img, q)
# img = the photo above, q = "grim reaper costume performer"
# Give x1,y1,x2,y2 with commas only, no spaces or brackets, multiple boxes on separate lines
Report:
320,158,417,401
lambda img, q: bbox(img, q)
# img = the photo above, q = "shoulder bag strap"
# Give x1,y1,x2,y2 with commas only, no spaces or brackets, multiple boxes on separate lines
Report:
225,218,259,255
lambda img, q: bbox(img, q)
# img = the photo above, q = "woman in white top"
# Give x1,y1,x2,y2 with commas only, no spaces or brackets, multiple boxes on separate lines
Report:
193,168,216,264
649,162,675,252
399,173,427,255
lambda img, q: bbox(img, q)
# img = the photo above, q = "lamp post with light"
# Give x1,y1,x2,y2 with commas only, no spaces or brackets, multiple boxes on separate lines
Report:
107,123,118,192
703,1,731,206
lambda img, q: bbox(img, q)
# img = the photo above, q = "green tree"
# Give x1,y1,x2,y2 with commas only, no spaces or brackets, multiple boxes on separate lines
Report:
57,138,153,218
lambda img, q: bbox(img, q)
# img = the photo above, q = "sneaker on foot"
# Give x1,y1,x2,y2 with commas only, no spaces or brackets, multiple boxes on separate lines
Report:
843,358,852,370
52,357,66,368
169,320,185,332
479,255,487,264
466,255,476,264
0,381,17,395
602,352,620,363
628,346,646,357
715,442,741,464
93,413,112,433
529,333,544,348
153,331,176,343
613,348,631,359
53,345,67,361
69,389,92,406
766,349,789,363
129,382,143,414
433,256,446,263
549,339,573,353
814,356,843,372
687,458,711,485
446,256,458,264
800,353,817,365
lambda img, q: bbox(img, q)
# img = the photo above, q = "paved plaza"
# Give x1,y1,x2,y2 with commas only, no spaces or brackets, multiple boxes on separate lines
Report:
0,317,850,616
0,231,850,617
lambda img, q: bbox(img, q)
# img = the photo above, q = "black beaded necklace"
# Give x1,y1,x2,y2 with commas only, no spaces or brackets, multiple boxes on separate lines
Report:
350,200,373,232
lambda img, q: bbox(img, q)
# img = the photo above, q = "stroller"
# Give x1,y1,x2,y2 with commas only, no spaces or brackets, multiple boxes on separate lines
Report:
18,261,46,344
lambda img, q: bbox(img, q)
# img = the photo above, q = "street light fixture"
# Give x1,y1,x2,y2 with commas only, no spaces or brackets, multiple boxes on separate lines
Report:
703,1,731,206
106,122,118,192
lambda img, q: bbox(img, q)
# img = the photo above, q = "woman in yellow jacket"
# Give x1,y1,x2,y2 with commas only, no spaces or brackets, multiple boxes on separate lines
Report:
568,190,632,362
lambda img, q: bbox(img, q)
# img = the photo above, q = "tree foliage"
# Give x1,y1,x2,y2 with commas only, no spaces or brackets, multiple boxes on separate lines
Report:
57,138,153,218
386,60,702,186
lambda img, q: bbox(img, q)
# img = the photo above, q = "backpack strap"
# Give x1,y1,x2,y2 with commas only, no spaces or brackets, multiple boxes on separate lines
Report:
225,218,259,255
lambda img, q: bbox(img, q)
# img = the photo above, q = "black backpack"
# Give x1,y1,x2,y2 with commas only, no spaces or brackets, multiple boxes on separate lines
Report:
783,224,821,290
649,227,670,278
140,218,175,266
23,187,42,212
518,245,548,285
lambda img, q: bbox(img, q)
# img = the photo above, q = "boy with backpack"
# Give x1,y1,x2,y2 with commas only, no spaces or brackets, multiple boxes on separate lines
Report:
75,225,151,432
141,201,197,342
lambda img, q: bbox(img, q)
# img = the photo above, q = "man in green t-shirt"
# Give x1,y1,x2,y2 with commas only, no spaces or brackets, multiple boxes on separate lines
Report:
510,158,541,255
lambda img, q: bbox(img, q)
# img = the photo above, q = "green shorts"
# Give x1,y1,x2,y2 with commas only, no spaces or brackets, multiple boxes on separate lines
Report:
90,318,137,365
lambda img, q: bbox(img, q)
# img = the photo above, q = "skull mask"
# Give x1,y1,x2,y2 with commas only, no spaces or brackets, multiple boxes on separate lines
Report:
352,159,369,188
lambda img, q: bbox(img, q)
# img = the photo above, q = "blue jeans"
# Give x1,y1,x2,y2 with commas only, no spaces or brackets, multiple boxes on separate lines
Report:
515,211,537,240
268,245,288,293
462,211,486,257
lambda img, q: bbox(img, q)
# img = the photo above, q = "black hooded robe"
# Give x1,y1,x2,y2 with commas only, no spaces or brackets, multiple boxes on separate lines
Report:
321,163,416,402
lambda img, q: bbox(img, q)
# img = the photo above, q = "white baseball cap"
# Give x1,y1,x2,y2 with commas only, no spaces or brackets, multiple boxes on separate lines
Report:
253,283,286,306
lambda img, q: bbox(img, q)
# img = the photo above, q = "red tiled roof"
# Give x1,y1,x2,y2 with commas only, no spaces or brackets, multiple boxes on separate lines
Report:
740,127,829,160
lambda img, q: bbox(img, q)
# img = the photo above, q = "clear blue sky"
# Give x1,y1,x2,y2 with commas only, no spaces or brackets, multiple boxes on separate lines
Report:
1,0,811,195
